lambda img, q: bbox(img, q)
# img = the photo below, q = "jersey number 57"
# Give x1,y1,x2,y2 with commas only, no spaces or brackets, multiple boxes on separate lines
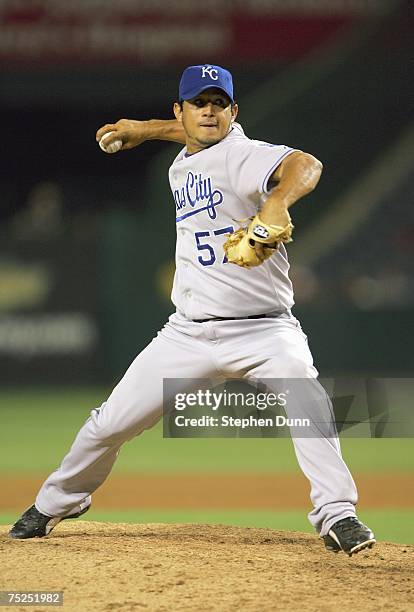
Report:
195,226,234,266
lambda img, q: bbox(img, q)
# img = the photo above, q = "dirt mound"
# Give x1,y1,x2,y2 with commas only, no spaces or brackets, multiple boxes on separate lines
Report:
1,522,413,611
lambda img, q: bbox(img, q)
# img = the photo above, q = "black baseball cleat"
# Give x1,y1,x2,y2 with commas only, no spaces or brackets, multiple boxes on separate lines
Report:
323,517,376,556
9,502,91,540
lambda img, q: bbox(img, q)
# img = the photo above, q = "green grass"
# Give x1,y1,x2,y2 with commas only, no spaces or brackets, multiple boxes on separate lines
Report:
1,509,412,545
1,388,414,473
1,389,412,548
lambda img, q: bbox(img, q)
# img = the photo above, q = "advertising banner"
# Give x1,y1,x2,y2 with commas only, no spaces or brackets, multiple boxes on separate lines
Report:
0,234,102,384
0,0,394,65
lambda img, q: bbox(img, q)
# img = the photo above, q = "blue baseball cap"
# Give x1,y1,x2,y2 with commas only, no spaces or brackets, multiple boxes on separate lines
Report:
179,64,234,103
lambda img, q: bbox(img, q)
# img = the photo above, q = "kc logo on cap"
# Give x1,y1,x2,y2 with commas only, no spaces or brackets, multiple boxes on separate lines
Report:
179,64,234,103
201,66,219,80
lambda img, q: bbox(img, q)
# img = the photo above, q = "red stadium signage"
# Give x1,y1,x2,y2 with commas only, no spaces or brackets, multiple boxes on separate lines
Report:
0,0,395,65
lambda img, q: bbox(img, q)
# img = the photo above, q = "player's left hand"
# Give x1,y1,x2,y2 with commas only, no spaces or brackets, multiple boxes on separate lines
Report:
223,215,294,269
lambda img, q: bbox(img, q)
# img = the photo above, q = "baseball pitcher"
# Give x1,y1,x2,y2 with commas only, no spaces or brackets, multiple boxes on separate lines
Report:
10,65,375,556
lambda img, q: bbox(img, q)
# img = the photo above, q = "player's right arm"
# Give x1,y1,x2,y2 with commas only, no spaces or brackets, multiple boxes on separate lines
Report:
96,119,186,151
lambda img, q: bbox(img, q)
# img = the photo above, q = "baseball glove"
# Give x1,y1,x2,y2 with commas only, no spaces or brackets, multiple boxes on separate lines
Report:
223,214,294,269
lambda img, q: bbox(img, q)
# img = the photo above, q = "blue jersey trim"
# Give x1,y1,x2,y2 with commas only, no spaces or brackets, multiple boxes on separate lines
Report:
261,148,297,194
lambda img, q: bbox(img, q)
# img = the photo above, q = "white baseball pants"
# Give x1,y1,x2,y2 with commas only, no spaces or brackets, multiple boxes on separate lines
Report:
36,311,358,536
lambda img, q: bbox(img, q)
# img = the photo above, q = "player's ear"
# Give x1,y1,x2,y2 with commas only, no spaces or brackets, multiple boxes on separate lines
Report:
231,103,238,122
173,102,183,123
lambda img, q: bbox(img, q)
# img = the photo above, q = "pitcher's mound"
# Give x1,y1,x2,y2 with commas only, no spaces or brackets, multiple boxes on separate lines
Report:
1,522,413,611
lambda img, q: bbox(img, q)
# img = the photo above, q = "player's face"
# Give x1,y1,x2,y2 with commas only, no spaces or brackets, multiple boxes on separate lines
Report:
174,88,238,154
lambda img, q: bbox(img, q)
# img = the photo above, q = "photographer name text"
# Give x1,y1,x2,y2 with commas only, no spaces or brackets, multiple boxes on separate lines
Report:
174,414,310,429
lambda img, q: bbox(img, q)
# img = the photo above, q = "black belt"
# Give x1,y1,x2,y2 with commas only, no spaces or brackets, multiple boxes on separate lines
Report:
192,313,280,323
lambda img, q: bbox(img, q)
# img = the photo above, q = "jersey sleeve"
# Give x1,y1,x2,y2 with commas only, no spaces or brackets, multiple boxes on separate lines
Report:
226,139,298,203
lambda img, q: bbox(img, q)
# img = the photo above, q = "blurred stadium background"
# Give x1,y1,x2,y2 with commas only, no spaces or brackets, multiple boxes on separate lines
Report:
0,0,413,543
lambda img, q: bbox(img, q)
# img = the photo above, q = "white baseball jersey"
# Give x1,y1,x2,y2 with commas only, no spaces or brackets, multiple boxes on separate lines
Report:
35,124,359,541
169,123,297,320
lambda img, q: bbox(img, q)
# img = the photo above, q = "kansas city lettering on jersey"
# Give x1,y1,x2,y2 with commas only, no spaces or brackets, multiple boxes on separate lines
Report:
175,172,224,222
